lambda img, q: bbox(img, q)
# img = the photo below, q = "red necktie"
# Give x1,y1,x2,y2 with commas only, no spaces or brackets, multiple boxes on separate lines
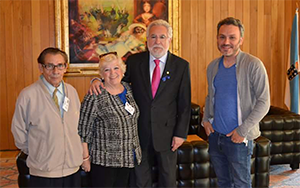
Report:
152,59,161,98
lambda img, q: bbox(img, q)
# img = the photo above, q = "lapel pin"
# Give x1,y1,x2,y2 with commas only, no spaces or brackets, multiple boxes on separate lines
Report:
162,71,171,82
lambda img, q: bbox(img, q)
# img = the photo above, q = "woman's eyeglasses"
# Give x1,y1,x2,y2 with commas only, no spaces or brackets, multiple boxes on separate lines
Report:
99,51,117,59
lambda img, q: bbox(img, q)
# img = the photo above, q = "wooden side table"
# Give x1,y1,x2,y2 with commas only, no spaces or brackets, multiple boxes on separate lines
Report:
186,134,203,142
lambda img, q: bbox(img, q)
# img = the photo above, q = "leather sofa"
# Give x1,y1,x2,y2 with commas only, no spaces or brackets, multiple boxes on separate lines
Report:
16,137,270,188
259,106,300,170
16,103,271,188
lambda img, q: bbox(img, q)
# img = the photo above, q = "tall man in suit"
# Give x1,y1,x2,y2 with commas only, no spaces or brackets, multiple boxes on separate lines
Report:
90,19,191,187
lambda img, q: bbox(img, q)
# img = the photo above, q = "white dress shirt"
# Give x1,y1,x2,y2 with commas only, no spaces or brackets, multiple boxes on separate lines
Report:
149,53,168,83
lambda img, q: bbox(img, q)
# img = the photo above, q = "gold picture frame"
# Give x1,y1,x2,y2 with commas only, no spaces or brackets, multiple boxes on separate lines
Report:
55,0,180,76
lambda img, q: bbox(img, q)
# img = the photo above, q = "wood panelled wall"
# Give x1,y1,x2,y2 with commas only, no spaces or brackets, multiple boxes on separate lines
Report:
182,0,297,108
0,0,299,150
0,0,55,150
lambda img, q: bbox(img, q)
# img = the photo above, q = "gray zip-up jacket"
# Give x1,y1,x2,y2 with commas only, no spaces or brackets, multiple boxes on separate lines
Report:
203,50,270,140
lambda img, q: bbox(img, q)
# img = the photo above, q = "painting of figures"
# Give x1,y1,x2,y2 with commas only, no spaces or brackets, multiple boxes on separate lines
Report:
68,0,168,64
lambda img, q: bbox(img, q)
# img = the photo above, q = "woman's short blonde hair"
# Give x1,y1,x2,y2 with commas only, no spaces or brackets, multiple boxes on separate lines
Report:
98,53,126,78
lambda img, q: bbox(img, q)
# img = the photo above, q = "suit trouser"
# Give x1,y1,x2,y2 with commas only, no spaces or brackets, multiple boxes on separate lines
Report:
133,142,177,187
29,169,81,188
91,164,132,187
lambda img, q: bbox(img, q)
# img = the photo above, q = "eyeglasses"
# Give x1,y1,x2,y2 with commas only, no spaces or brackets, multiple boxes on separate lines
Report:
99,51,117,59
134,27,145,34
41,63,67,70
149,34,168,40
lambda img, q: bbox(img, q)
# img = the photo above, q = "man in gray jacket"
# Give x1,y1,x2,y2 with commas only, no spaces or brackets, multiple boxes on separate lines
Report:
11,47,83,187
202,17,270,188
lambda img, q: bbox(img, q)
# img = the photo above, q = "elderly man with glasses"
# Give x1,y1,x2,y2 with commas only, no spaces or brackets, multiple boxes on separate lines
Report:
11,47,83,188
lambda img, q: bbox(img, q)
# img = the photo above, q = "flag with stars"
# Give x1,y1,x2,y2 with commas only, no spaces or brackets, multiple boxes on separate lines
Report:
285,9,299,114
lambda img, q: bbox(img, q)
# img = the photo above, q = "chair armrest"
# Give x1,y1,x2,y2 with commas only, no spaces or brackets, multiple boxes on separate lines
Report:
189,102,201,135
16,152,29,175
254,136,271,188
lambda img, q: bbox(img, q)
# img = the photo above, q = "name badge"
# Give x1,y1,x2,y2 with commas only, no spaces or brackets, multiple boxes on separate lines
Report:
125,102,135,115
63,96,70,112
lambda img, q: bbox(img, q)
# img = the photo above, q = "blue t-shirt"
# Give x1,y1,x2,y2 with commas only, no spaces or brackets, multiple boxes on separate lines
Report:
212,58,238,134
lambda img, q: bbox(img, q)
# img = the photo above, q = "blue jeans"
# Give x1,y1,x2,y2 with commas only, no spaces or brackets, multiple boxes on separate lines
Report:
208,131,253,188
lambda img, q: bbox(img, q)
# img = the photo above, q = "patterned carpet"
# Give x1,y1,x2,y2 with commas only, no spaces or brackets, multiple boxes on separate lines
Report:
0,158,18,187
0,156,299,188
269,164,300,188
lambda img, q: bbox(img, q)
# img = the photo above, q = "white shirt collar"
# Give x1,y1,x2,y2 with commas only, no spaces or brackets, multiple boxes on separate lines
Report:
149,52,168,64
40,75,63,95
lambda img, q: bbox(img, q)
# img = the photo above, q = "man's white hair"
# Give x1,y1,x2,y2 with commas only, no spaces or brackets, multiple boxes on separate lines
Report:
146,19,173,39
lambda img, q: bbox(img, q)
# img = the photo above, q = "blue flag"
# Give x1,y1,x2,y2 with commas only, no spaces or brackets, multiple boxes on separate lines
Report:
286,9,299,114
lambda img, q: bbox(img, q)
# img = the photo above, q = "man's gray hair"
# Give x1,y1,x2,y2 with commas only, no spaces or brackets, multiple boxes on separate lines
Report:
146,19,173,39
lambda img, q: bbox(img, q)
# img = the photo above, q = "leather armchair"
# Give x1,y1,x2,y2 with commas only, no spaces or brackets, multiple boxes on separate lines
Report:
260,106,300,170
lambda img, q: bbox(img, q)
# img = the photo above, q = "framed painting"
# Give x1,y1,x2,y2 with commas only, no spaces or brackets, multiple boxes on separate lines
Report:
55,0,180,76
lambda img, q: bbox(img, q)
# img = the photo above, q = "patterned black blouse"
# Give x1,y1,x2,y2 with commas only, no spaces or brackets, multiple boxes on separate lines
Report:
78,82,141,168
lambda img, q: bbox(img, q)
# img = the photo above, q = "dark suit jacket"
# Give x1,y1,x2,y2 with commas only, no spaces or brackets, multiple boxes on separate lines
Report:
123,51,191,152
